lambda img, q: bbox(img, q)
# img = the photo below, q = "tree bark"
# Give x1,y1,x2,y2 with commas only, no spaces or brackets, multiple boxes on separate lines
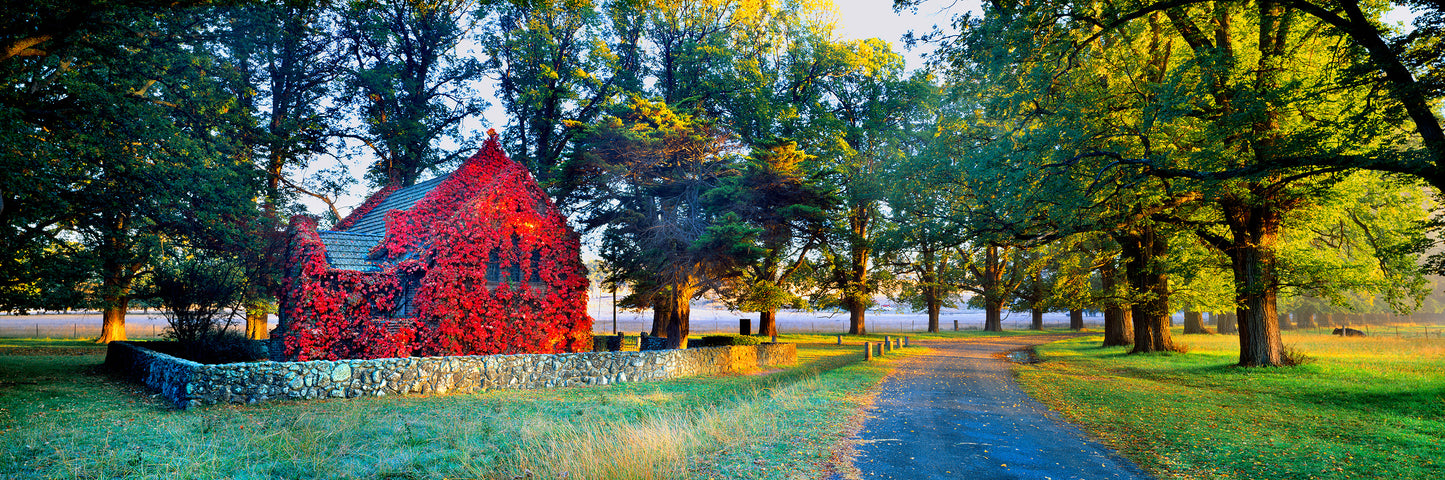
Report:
1279,311,1296,330
1030,307,1044,330
1184,310,1205,334
1119,225,1177,354
666,291,690,349
1296,309,1317,329
1070,309,1084,330
984,298,1003,332
923,247,941,333
1101,260,1132,346
245,297,270,340
927,301,941,333
1221,195,1286,366
96,252,138,343
982,245,1005,332
845,202,871,335
1216,311,1238,334
758,310,777,337
650,297,670,338
98,297,129,343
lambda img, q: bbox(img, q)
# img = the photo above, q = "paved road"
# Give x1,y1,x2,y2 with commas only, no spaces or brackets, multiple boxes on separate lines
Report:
839,335,1152,480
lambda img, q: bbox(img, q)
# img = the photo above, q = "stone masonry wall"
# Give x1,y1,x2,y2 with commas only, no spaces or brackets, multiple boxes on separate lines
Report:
106,341,797,409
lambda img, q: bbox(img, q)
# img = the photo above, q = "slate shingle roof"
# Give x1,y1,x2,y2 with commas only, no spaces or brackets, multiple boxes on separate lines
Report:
346,174,452,236
317,231,385,272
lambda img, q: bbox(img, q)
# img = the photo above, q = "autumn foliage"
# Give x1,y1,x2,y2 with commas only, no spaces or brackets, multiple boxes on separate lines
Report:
277,134,591,360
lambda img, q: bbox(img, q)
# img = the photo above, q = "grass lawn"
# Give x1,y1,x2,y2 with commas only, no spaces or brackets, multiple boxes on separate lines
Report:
1016,329,1445,479
0,332,966,479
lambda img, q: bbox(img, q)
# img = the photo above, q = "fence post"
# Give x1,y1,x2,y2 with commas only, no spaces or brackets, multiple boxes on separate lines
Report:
864,342,873,361
883,335,891,353
836,334,842,345
953,320,959,331
903,336,909,347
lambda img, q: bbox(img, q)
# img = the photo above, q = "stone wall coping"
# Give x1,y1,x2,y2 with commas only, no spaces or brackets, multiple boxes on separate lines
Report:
106,340,797,409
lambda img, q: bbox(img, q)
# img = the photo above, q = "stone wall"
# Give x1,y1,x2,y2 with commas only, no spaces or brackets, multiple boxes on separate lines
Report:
106,341,797,409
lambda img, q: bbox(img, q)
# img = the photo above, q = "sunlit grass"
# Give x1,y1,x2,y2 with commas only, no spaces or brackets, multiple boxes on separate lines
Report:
0,333,927,479
1016,328,1445,479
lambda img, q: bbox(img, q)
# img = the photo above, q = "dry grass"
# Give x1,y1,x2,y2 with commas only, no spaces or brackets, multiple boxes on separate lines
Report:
0,334,925,479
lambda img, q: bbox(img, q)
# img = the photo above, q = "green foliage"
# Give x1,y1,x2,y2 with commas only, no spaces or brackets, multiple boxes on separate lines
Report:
342,0,484,188
0,2,264,322
701,334,762,346
147,252,247,346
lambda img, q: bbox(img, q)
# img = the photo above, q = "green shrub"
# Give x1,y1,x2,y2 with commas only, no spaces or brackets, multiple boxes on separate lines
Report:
185,330,266,364
701,335,762,347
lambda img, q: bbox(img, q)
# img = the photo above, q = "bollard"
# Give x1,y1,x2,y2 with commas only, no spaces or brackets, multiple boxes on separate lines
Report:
903,336,910,347
864,342,873,361
836,334,843,345
953,320,959,331
771,334,777,344
740,318,751,336
883,335,891,353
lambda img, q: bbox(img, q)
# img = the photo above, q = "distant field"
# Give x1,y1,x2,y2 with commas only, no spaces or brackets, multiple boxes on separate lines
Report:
1017,330,1445,479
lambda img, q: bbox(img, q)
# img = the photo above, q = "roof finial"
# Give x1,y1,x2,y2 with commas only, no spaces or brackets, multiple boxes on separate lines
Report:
487,128,498,138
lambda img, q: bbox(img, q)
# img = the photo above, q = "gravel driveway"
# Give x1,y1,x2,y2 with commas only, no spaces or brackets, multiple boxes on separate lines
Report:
835,334,1152,480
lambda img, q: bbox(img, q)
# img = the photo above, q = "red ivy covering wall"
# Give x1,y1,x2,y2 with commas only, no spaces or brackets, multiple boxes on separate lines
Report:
277,133,591,361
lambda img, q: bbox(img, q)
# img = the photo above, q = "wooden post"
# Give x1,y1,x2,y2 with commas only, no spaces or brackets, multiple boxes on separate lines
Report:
740,318,751,336
771,334,777,344
864,342,873,361
836,334,842,345
953,320,959,331
883,335,891,353
903,336,909,347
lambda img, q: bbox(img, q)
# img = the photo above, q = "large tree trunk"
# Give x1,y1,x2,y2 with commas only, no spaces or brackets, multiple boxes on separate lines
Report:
245,297,270,340
1029,270,1044,330
982,245,1005,332
1101,260,1133,346
98,298,129,343
1216,311,1238,334
847,304,866,335
922,247,941,333
665,289,691,349
1280,311,1296,330
96,256,137,343
845,204,871,335
1184,311,1206,334
1070,309,1084,331
927,302,941,333
1222,196,1287,366
758,310,777,337
984,299,1003,332
1297,308,1318,329
1119,226,1177,354
650,297,670,338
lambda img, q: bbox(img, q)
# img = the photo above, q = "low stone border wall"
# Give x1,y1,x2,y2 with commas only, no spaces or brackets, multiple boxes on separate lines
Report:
106,341,797,409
